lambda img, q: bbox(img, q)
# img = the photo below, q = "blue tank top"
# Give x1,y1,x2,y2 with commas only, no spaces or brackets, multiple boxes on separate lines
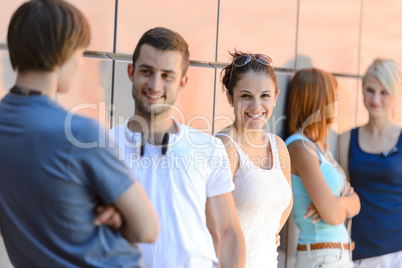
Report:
349,127,402,260
285,134,350,244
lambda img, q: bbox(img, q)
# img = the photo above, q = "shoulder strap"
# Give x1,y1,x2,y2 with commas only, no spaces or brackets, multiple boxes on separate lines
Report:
214,133,246,159
266,132,278,154
266,133,281,168
286,133,323,163
214,133,248,163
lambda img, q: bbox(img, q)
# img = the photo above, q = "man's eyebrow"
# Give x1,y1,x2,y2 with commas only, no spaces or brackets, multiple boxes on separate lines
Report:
162,70,176,75
138,64,153,69
138,64,176,75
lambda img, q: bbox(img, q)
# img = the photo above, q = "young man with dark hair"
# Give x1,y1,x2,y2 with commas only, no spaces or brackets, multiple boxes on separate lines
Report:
110,27,246,268
0,1,158,267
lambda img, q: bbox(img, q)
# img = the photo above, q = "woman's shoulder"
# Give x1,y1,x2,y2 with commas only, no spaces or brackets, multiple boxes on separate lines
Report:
214,126,234,144
269,133,287,149
214,126,239,174
284,133,304,145
215,126,232,135
285,133,313,148
214,126,242,156
340,125,367,146
271,134,291,160
286,138,314,152
285,135,317,161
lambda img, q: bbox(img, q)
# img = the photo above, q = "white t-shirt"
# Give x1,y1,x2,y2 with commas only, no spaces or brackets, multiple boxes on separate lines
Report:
109,118,234,268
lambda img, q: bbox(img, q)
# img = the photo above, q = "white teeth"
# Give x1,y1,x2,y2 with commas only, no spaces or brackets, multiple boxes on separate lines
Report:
145,92,162,99
247,113,263,118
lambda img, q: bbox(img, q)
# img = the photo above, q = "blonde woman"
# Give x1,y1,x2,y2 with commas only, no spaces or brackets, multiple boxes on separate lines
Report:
339,59,402,267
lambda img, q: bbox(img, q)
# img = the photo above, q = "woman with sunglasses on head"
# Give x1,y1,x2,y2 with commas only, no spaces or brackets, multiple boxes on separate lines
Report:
339,59,402,267
214,51,293,267
285,68,360,268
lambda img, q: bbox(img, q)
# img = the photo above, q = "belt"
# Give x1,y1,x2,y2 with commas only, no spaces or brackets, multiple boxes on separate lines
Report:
297,242,355,251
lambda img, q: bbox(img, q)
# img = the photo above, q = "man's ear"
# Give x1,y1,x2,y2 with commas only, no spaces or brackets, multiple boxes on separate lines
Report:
178,75,188,91
127,63,134,82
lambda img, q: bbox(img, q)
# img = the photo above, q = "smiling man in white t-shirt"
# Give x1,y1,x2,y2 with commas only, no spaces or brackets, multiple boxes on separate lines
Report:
109,27,245,268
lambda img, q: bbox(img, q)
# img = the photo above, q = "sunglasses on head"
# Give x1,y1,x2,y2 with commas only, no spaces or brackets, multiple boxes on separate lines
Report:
232,54,273,67
228,54,273,90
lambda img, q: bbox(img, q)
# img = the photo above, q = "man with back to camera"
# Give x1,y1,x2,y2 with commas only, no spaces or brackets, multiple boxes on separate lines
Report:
109,27,246,268
0,0,159,267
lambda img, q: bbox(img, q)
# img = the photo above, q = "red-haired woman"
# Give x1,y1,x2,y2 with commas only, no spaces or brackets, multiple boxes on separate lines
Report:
285,68,360,267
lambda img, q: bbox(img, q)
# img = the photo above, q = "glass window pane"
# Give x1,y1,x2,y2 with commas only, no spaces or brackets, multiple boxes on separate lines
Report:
68,0,115,52
336,76,361,134
359,0,402,75
0,50,17,99
297,0,360,75
57,57,113,128
218,0,298,69
116,0,218,62
0,1,25,45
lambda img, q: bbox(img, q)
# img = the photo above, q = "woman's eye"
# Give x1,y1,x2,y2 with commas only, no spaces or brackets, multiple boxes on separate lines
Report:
240,94,250,98
261,94,270,98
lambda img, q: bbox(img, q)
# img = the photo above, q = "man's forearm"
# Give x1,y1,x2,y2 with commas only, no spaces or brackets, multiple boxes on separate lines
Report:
220,227,246,268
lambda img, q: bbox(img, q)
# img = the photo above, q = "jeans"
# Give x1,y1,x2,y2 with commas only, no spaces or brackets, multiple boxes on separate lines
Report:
354,250,402,268
296,244,354,268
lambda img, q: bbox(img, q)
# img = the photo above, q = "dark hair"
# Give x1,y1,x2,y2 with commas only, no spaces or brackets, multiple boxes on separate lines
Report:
7,0,90,73
285,68,336,143
221,50,278,96
132,27,190,77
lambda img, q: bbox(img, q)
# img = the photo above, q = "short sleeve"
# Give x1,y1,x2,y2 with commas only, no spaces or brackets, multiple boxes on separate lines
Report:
206,138,235,197
68,119,134,204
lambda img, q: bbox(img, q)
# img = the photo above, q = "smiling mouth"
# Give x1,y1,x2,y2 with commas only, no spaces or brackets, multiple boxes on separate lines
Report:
246,112,265,119
144,91,164,100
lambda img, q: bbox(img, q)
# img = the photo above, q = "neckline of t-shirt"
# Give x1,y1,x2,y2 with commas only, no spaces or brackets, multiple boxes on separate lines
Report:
5,93,61,110
6,92,51,102
124,116,184,147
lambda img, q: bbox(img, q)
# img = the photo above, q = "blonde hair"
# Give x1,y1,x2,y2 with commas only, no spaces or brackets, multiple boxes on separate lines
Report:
363,59,401,120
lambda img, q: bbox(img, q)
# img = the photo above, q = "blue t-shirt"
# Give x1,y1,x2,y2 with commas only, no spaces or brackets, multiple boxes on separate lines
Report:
349,127,402,260
0,93,140,267
285,134,349,244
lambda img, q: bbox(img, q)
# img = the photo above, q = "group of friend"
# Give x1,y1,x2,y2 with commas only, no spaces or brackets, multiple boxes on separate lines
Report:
0,1,401,268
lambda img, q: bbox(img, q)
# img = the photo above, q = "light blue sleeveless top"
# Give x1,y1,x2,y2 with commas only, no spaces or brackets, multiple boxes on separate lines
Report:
285,134,349,244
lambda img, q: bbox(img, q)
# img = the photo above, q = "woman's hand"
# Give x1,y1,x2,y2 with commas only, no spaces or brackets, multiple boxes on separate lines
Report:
342,182,355,197
275,233,281,247
304,203,322,224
